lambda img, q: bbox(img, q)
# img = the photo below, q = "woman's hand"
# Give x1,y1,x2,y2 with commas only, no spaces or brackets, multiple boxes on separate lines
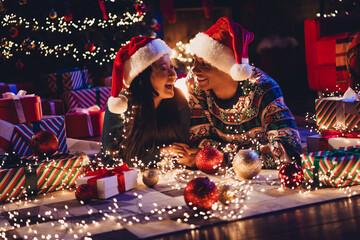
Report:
160,143,190,158
160,143,200,168
176,148,200,168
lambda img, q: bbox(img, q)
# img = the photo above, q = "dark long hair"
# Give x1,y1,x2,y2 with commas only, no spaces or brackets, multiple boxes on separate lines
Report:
120,66,186,164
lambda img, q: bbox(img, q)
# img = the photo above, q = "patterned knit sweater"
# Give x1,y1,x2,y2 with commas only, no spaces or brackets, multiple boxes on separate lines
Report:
186,67,301,169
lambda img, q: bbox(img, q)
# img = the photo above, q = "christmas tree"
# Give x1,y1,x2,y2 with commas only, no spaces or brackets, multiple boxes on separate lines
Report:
0,0,157,84
318,0,359,17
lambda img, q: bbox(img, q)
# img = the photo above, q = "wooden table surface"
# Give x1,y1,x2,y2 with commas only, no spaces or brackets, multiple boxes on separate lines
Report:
154,196,360,240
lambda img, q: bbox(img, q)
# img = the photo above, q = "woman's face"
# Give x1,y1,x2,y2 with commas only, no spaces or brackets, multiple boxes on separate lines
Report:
150,54,177,100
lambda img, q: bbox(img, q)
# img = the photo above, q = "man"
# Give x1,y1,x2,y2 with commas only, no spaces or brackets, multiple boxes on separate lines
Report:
178,17,301,169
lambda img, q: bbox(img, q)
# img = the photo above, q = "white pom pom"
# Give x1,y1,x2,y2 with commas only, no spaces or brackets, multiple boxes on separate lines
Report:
107,95,128,114
230,63,252,81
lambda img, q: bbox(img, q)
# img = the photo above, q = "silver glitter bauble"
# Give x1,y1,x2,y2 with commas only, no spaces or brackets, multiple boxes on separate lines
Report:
233,149,262,179
218,184,235,205
142,169,159,188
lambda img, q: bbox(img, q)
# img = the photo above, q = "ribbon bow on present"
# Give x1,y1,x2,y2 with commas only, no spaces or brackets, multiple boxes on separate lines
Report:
2,90,35,124
332,88,360,129
320,129,360,139
68,105,100,137
84,164,132,197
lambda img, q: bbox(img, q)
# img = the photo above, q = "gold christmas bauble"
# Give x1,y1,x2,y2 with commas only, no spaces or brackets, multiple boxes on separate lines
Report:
1,38,8,47
18,0,27,6
22,38,35,51
218,184,235,205
49,9,58,19
74,151,90,163
142,169,159,188
233,149,262,179
0,2,6,13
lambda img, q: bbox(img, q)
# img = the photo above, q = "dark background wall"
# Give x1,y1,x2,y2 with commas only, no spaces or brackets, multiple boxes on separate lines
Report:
146,0,327,116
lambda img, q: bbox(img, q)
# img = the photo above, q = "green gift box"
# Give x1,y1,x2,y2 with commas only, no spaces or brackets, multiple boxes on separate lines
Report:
0,152,88,202
301,145,360,187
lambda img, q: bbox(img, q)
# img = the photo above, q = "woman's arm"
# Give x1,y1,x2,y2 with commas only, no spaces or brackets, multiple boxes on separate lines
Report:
101,105,126,166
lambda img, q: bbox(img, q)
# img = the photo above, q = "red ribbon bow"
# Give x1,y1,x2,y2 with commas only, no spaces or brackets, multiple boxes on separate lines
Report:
321,129,360,139
84,164,131,197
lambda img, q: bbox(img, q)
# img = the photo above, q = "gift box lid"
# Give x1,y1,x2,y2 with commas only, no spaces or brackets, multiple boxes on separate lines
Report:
0,95,41,106
0,95,42,124
77,175,118,190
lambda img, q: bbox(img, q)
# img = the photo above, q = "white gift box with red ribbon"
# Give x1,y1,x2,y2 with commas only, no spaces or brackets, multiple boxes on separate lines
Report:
77,175,120,199
76,164,138,199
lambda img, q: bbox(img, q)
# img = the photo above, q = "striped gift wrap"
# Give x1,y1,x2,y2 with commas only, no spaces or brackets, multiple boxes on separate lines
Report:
0,153,88,202
301,146,360,187
315,97,360,131
61,87,111,112
47,69,93,97
9,116,68,157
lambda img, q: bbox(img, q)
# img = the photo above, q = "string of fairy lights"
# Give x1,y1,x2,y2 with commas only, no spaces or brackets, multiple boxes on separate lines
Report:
0,1,147,65
0,163,358,239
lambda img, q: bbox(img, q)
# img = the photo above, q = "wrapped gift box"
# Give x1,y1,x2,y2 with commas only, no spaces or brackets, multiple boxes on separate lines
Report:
47,68,93,97
76,164,138,199
65,106,105,138
301,145,360,187
42,99,65,116
0,116,68,157
0,91,42,124
77,175,119,199
0,82,35,95
61,87,111,112
315,88,360,131
0,152,89,202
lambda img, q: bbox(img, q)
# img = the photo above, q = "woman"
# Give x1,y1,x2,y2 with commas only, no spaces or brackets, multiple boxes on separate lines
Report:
101,36,193,168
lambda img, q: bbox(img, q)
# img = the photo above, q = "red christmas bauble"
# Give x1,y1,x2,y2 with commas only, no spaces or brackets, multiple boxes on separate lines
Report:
29,131,59,156
75,184,93,204
84,42,96,52
184,177,218,211
9,27,19,38
63,12,73,22
135,3,147,16
196,147,223,174
14,60,24,70
278,163,304,188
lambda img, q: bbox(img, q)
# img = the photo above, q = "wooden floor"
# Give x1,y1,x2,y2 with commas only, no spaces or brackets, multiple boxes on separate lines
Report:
154,196,360,240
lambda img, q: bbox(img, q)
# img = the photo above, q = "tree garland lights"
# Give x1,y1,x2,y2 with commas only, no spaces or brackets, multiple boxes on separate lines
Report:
0,12,144,65
0,0,150,68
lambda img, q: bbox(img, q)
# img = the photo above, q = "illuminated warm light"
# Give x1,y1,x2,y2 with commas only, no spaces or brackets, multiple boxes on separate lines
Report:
0,1,146,65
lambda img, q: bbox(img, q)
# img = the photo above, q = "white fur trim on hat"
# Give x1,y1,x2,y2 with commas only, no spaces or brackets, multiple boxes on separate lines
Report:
123,39,172,87
107,95,128,114
230,63,252,80
189,33,252,81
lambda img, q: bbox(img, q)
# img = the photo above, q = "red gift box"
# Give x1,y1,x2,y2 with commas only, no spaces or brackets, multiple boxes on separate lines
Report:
65,106,104,138
42,99,65,115
0,92,42,124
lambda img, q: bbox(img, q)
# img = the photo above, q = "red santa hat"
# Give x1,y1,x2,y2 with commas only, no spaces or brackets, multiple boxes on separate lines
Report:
189,17,254,80
108,36,172,114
